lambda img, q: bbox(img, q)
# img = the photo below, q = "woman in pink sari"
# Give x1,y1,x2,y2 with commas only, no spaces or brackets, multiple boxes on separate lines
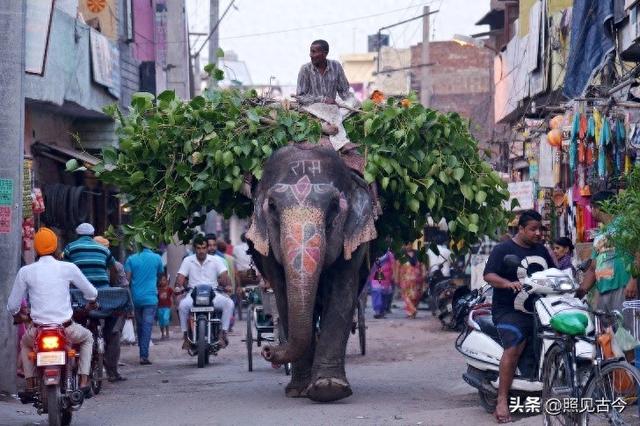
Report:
395,244,426,318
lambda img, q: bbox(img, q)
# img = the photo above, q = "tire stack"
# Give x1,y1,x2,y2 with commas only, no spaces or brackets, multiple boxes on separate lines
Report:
42,184,89,230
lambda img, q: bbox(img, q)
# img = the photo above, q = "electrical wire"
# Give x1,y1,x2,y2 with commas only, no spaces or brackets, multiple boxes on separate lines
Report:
218,3,437,41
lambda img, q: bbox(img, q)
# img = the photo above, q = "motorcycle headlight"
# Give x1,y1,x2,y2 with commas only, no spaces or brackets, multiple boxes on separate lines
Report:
532,278,554,288
532,277,576,291
195,295,210,306
555,279,576,292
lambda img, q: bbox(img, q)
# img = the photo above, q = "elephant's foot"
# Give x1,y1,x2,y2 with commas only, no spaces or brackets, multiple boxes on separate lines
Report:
285,381,310,398
285,375,312,398
306,377,352,403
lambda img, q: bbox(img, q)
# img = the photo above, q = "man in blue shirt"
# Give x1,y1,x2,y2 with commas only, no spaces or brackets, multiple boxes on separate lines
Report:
125,246,164,365
64,223,116,288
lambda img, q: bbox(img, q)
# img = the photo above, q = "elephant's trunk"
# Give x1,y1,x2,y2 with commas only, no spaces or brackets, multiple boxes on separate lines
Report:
262,207,325,365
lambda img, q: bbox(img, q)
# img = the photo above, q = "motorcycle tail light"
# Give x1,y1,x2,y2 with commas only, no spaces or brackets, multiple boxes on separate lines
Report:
38,331,65,351
41,335,61,350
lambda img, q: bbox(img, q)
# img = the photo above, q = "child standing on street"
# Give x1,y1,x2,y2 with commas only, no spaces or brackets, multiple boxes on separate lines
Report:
157,275,173,339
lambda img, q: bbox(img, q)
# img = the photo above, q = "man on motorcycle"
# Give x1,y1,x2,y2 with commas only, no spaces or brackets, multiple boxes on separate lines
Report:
175,235,234,349
6,227,98,397
483,210,556,423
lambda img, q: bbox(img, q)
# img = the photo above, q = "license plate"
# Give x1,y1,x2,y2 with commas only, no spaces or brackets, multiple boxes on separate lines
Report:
190,306,215,312
37,351,66,366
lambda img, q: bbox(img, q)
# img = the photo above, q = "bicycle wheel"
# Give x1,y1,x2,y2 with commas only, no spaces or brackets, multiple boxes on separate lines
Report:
581,360,640,425
542,344,578,426
91,350,104,395
246,305,253,372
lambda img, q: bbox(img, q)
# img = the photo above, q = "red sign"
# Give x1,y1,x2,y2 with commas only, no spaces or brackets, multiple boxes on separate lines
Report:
0,206,11,233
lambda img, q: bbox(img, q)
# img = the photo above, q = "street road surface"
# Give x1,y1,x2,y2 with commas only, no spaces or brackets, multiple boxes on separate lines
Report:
1,302,540,426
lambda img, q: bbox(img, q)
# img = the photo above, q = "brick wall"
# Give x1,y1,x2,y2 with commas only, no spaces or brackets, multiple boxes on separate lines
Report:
411,41,494,145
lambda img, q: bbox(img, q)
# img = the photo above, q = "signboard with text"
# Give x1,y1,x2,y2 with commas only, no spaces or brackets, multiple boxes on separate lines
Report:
505,180,535,211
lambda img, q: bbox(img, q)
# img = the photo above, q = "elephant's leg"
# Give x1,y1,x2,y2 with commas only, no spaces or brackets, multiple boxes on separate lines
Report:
261,256,314,398
307,246,366,402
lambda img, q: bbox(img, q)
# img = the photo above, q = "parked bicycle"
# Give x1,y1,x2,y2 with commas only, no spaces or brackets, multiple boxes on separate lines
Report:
542,300,640,425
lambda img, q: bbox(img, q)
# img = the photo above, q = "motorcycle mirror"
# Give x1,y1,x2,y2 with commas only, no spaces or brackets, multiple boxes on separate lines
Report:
503,254,521,270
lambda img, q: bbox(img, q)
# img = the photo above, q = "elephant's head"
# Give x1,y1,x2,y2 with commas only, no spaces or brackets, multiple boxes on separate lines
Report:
246,144,377,364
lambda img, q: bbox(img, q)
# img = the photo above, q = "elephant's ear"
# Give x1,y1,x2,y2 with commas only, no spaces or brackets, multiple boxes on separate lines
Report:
246,185,270,257
343,173,378,260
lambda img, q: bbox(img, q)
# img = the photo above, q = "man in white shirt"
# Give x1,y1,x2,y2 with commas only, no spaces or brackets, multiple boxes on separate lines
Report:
233,233,252,273
175,235,234,349
427,244,452,278
7,227,98,395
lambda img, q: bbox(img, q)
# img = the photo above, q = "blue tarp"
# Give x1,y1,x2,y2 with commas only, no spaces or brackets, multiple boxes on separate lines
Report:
70,287,133,317
563,0,616,99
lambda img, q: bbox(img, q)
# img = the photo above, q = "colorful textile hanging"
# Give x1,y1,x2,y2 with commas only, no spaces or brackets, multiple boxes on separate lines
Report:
598,118,610,177
570,113,580,172
614,119,625,175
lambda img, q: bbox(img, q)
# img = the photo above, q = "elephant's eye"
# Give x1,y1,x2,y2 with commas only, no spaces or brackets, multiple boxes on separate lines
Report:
326,198,340,227
267,198,280,222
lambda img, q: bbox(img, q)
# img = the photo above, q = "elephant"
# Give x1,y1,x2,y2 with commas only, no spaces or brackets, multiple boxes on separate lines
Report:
246,143,377,402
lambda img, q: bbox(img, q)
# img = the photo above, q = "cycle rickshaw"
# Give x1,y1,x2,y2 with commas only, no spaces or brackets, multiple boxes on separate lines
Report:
244,286,291,375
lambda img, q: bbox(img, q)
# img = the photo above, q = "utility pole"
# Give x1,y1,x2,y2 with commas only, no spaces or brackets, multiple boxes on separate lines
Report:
0,0,25,393
209,0,219,87
420,5,431,107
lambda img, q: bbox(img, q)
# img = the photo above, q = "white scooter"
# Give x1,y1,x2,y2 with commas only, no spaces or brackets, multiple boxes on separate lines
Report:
455,255,594,413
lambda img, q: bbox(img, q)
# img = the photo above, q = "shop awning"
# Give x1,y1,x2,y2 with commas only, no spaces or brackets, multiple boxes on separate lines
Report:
32,142,100,166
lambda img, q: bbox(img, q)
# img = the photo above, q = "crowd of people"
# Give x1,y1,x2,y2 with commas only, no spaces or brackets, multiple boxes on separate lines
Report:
6,220,259,399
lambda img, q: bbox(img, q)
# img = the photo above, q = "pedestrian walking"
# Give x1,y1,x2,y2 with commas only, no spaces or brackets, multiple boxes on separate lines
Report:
395,244,426,319
156,275,173,339
124,246,164,365
368,249,395,319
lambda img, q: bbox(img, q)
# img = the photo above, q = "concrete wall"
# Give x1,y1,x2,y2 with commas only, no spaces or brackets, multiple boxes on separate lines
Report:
411,41,494,145
376,46,412,96
164,0,191,99
341,52,376,87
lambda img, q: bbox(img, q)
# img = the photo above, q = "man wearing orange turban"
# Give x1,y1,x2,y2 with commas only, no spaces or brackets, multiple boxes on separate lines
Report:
7,227,98,397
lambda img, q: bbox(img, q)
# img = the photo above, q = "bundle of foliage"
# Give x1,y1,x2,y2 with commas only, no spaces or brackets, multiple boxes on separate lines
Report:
68,65,511,252
601,166,640,276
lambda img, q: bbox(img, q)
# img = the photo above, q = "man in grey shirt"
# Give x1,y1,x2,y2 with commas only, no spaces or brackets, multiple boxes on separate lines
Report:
296,39,355,105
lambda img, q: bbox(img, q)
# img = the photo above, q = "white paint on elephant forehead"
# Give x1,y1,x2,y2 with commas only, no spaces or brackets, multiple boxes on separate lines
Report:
289,160,322,177
271,177,337,205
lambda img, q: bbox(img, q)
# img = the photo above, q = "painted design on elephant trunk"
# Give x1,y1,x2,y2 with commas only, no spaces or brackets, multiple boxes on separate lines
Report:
262,207,325,364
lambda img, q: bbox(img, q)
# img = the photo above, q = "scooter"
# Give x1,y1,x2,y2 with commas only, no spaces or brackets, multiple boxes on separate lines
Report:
455,255,594,413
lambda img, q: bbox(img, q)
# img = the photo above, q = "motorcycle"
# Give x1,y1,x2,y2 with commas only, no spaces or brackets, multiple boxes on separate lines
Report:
455,255,594,413
17,307,96,426
428,256,471,329
184,285,224,368
71,296,106,396
70,287,132,394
